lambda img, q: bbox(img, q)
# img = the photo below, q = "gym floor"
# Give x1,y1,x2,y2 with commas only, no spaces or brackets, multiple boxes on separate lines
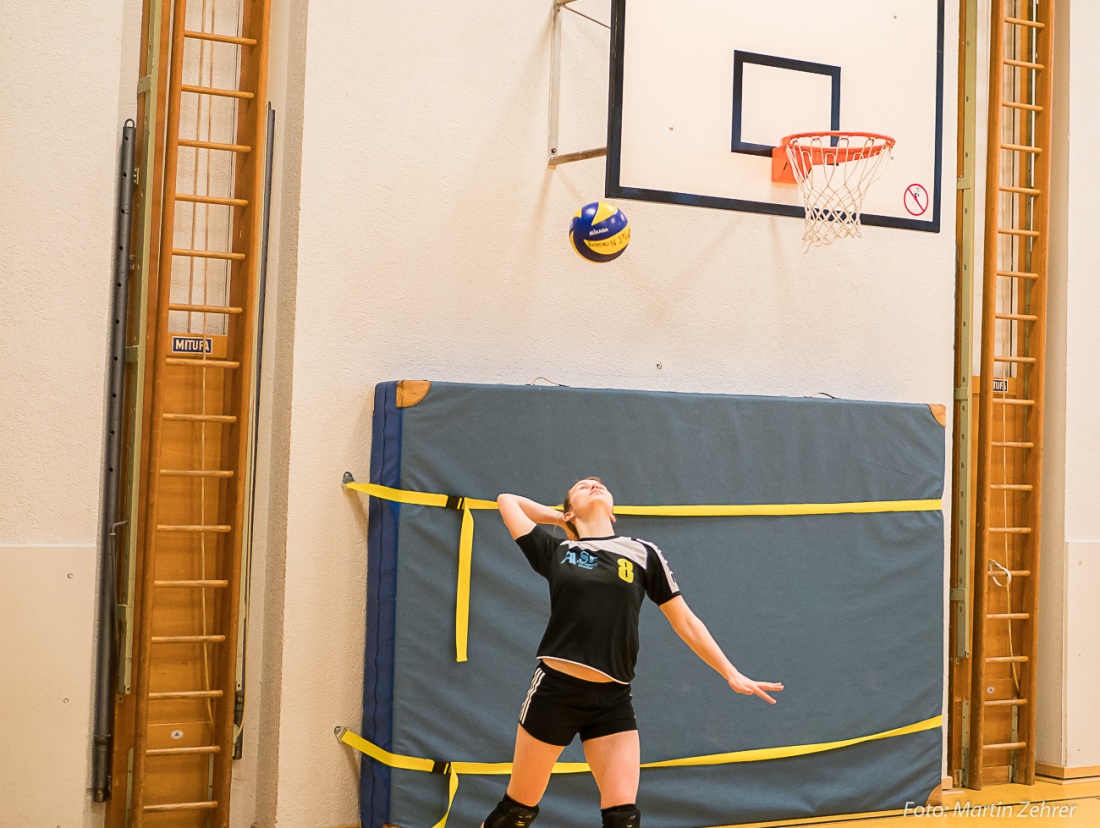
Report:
734,778,1100,827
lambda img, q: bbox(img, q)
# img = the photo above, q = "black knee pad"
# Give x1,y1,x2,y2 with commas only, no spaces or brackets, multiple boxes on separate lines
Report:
602,803,640,828
485,793,540,828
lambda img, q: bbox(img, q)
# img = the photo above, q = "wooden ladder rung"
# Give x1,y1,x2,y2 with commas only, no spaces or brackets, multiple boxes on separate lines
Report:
151,634,227,644
999,185,1042,196
148,690,224,700
159,469,235,478
987,613,1031,620
172,248,246,261
181,84,255,100
984,741,1028,751
991,398,1036,406
996,270,1040,280
1003,58,1045,71
996,227,1040,236
989,526,1033,534
147,745,222,756
144,800,219,813
165,357,240,369
1003,16,1045,29
154,579,230,588
163,413,238,423
985,698,1029,707
1000,142,1043,154
156,524,232,533
175,192,249,207
985,655,1029,663
992,441,1035,448
987,568,1031,577
1003,100,1044,112
183,29,257,46
993,355,1038,363
178,139,252,154
990,484,1033,491
995,312,1039,322
169,302,244,315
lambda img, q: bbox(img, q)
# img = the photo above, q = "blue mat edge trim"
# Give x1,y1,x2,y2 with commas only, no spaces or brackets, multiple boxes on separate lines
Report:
362,381,401,828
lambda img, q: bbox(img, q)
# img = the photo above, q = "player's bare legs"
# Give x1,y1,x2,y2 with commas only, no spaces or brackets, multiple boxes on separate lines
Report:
583,730,640,809
479,726,564,828
507,725,565,805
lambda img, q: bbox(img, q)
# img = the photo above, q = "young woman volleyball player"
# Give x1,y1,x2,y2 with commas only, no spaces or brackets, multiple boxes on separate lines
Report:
481,477,783,828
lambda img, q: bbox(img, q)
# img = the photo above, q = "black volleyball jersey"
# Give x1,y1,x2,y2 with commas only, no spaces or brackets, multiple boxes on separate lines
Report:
516,526,681,683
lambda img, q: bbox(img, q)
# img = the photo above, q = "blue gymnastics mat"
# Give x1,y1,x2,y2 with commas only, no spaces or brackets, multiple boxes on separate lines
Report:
355,381,945,828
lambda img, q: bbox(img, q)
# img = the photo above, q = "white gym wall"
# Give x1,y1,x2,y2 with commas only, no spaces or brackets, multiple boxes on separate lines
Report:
0,0,128,824
2,0,1096,826
254,1,957,824
1037,0,1100,775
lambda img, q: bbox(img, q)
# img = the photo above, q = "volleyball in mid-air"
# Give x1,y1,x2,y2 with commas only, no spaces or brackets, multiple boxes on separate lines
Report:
569,201,630,263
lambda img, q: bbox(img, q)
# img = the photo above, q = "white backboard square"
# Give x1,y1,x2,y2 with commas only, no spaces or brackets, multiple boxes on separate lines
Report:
738,58,838,150
605,0,946,231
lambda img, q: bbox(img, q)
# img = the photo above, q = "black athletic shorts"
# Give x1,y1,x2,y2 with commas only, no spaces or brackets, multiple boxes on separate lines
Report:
517,661,637,747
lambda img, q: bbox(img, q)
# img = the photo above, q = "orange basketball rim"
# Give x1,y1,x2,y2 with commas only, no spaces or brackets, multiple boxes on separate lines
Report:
772,131,896,183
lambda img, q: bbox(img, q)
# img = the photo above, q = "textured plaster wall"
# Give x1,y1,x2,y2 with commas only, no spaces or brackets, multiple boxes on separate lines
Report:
0,2,126,544
1046,0,1100,770
237,0,311,824
256,1,959,824
40,0,1100,822
0,0,128,824
1037,0,1070,769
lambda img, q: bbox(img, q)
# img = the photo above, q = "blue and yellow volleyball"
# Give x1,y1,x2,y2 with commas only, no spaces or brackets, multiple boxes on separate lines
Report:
569,201,630,263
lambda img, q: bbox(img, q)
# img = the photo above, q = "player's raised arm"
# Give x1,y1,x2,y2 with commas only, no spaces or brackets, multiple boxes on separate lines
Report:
497,493,568,540
660,596,784,704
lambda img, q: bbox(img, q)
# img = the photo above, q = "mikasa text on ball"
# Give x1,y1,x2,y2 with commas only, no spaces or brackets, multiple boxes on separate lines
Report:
569,201,630,263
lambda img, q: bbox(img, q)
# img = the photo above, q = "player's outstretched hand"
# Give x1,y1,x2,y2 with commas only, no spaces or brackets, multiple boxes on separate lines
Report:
727,670,784,704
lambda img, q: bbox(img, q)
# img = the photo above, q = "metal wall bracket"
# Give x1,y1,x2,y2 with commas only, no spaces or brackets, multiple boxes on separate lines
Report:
952,0,980,663
1010,706,1021,781
125,748,134,826
548,0,608,167
960,699,970,788
117,0,163,701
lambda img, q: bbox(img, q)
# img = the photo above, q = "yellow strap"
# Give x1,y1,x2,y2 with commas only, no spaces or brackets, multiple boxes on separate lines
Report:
338,715,942,827
337,726,437,773
639,715,942,767
434,770,460,828
344,481,498,510
613,499,943,517
456,503,474,662
343,480,942,518
344,481,494,663
344,479,942,663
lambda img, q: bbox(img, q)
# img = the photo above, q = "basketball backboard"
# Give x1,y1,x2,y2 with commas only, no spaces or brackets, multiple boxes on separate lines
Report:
605,0,946,232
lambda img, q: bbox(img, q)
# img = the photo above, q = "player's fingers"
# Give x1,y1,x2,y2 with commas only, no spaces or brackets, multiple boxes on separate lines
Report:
753,687,777,704
759,682,784,691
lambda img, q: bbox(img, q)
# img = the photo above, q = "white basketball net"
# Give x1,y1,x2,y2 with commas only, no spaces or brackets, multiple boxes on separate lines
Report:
784,132,895,250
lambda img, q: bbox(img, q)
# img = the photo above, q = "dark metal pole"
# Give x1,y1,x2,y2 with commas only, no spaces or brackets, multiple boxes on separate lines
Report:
92,120,136,801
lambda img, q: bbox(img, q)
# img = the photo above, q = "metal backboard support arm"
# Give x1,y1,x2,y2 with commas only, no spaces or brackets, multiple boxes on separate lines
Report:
548,0,608,167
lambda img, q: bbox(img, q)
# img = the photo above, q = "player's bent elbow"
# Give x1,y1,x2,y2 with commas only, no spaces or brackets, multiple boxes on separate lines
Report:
497,493,520,512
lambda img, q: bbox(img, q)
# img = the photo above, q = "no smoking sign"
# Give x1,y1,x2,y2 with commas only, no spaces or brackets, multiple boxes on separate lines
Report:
904,183,930,216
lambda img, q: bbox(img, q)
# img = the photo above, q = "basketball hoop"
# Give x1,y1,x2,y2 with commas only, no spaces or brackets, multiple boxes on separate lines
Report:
773,131,895,250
